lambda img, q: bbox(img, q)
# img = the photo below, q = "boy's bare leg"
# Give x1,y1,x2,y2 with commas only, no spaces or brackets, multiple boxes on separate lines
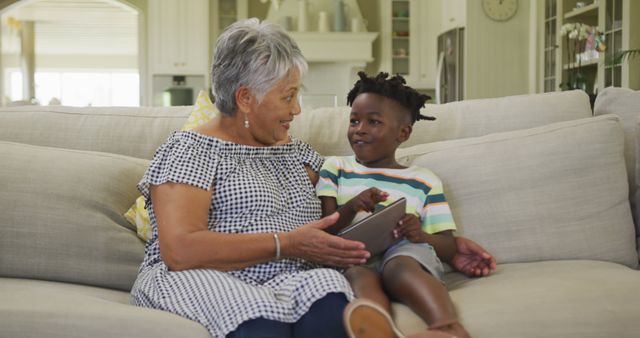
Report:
382,256,470,338
345,266,392,313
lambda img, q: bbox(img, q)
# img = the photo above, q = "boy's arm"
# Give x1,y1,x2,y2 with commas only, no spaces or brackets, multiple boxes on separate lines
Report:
395,215,456,263
320,196,355,234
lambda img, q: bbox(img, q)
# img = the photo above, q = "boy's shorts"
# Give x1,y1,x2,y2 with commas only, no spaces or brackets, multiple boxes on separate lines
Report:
366,239,445,283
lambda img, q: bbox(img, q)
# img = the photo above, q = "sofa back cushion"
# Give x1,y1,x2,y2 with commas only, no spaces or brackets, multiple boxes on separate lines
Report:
0,141,147,291
0,105,192,159
397,115,638,267
594,87,640,258
291,90,593,156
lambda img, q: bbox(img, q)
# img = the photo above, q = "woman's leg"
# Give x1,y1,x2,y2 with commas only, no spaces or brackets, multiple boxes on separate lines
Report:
226,318,292,338
293,292,349,338
382,256,469,338
345,265,392,313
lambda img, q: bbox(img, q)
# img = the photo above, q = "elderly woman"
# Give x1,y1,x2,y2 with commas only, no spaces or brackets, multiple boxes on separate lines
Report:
130,18,494,338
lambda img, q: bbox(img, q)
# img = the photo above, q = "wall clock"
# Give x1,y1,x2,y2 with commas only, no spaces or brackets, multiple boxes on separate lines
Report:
482,0,518,22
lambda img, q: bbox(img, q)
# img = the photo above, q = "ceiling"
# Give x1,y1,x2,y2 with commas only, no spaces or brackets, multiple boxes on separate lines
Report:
1,0,138,55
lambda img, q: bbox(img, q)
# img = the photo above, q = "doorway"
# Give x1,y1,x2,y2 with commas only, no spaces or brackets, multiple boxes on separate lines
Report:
0,0,140,106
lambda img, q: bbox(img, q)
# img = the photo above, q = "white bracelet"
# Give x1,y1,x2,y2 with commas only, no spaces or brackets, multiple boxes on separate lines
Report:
273,233,281,260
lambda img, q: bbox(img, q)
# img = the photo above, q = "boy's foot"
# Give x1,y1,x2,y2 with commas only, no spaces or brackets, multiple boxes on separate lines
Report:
343,298,405,338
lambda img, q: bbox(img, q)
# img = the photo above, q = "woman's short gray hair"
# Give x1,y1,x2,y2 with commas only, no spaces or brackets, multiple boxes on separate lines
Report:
211,18,308,116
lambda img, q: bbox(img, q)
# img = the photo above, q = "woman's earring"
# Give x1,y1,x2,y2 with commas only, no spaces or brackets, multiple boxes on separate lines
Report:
244,113,250,129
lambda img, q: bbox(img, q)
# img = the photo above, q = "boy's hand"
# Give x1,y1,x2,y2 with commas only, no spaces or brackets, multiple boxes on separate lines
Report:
451,236,497,277
348,187,388,213
394,214,426,243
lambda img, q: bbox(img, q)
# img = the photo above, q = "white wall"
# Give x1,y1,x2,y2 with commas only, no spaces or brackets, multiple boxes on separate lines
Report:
464,0,531,99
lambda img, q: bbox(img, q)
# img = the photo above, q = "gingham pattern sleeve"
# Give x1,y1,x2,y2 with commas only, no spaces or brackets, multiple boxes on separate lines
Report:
293,138,324,172
138,132,219,206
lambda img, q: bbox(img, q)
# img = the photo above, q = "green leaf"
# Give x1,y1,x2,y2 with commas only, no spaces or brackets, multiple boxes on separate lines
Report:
612,49,640,65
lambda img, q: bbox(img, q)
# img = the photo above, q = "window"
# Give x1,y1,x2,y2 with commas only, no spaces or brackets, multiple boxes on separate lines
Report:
6,69,139,106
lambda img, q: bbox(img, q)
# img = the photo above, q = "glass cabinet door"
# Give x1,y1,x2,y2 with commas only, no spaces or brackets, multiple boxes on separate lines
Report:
543,0,558,92
391,0,410,76
603,0,623,87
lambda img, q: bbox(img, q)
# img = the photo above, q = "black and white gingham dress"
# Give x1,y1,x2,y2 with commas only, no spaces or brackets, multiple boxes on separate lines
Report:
129,131,353,338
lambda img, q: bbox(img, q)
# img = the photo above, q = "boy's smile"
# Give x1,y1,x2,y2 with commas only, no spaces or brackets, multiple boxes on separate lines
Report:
348,93,412,169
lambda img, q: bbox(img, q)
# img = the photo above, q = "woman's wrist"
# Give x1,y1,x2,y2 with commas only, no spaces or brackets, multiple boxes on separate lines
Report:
279,232,293,259
272,233,281,260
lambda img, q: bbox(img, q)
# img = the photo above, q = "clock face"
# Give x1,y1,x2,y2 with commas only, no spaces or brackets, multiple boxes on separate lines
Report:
482,0,518,22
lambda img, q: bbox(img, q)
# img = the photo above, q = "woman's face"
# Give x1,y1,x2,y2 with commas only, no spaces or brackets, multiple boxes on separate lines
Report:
248,68,302,146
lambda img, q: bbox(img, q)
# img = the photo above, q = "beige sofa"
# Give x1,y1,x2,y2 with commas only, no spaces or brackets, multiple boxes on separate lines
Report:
1,89,639,338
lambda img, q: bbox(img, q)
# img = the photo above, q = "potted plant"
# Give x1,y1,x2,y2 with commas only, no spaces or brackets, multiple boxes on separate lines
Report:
559,23,605,92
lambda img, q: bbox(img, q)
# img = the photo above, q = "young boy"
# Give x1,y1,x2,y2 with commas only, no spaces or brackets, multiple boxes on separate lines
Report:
316,72,470,338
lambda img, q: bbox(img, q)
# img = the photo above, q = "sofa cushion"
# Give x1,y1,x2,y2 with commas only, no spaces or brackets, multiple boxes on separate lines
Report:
593,87,640,258
0,277,210,338
396,115,637,267
0,141,147,290
395,260,640,338
291,90,592,156
0,105,193,159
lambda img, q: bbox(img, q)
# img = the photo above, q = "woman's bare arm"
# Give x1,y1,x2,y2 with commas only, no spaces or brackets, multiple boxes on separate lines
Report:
152,183,370,271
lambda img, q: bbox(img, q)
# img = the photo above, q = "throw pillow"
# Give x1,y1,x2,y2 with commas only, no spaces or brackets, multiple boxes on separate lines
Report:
124,90,218,241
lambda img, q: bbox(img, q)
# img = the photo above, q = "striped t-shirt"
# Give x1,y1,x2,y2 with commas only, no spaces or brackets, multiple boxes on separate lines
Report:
316,156,456,234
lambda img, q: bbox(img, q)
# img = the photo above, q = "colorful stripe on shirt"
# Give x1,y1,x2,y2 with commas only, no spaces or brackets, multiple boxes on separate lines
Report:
316,156,456,234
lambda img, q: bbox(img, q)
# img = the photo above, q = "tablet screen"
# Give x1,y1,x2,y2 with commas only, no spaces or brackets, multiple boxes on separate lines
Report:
338,197,406,257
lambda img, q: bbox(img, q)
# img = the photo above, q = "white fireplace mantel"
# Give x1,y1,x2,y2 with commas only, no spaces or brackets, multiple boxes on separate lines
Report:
265,0,378,105
288,32,378,63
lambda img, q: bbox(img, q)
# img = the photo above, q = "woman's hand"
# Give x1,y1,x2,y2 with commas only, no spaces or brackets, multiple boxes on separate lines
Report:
451,236,497,277
283,213,371,268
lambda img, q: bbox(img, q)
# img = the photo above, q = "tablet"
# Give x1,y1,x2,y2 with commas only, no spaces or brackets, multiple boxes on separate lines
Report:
337,197,406,257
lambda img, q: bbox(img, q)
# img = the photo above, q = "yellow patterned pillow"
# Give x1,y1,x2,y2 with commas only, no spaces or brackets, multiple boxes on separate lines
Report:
124,90,218,241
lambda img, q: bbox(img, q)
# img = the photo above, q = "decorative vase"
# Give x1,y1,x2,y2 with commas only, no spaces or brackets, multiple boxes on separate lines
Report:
334,0,346,32
571,71,587,91
298,0,308,32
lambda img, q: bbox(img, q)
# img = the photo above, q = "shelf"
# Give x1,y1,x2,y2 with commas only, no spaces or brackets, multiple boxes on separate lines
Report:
392,17,409,20
563,58,599,69
392,36,409,39
564,3,598,19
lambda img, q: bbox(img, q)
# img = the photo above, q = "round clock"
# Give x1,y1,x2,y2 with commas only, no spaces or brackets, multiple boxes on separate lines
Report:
482,0,519,22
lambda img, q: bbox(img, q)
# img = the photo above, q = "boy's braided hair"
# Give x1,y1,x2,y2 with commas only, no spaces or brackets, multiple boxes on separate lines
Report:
346,71,435,124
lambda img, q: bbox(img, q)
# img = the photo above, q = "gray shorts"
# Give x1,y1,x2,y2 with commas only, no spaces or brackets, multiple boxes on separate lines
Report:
366,239,445,283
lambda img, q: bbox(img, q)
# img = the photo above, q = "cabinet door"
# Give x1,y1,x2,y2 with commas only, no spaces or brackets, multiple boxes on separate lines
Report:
148,0,180,74
415,0,439,89
441,0,466,33
182,0,209,74
148,0,208,75
379,0,438,89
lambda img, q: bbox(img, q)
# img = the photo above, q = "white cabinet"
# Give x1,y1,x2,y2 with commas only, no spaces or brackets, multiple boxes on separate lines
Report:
539,0,640,93
441,0,466,33
148,0,209,75
212,0,248,39
379,0,440,89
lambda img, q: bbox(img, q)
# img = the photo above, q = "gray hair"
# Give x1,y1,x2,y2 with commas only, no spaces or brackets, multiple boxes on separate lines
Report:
211,18,308,116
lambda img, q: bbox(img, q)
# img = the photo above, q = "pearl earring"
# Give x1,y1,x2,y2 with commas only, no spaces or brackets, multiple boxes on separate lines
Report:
244,113,250,129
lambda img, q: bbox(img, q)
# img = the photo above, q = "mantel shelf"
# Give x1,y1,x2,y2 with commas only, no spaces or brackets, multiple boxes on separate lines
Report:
288,32,378,63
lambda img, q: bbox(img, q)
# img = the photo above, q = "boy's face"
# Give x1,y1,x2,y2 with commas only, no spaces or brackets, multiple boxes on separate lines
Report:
348,93,412,168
